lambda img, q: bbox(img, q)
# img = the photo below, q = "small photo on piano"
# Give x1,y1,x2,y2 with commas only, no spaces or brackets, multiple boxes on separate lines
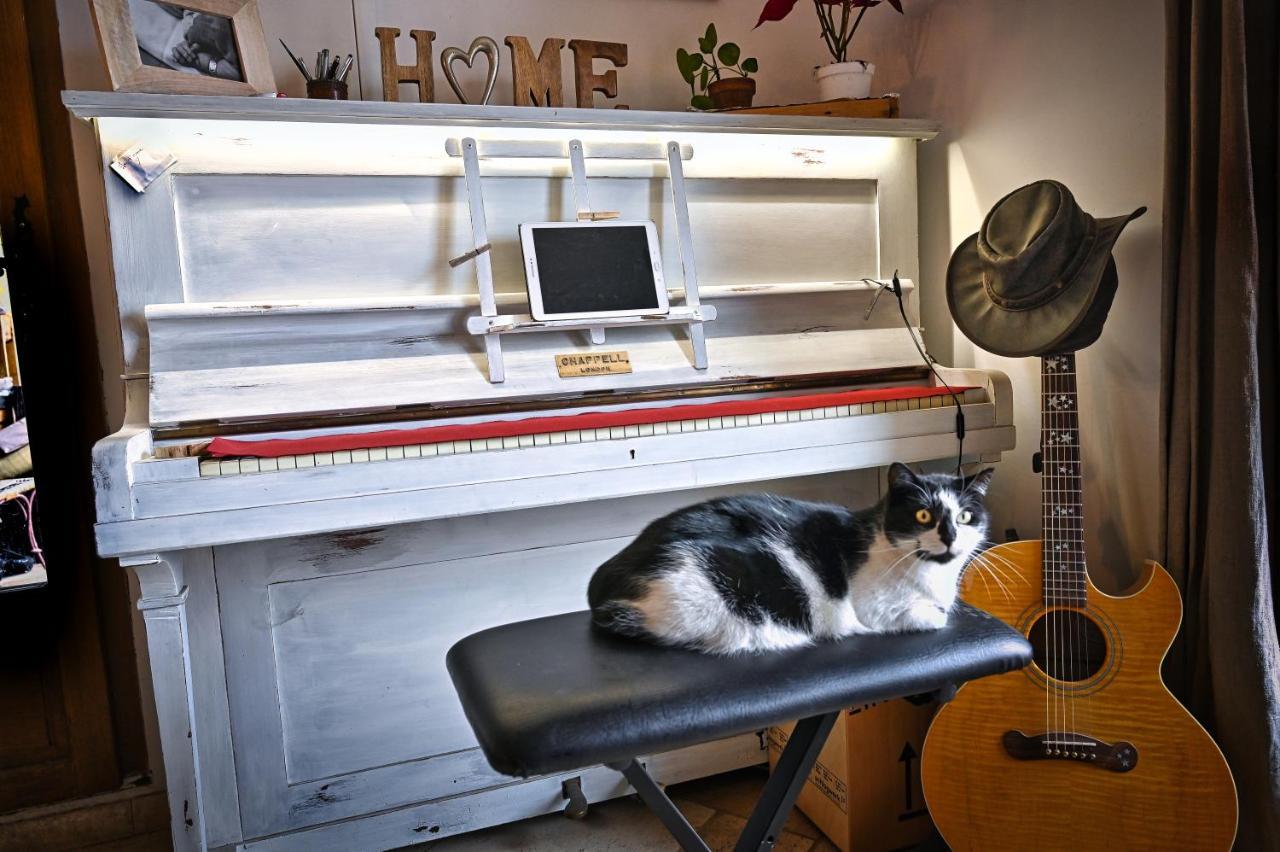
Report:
129,0,243,81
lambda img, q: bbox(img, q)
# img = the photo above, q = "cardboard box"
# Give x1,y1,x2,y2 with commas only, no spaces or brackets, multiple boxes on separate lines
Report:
767,698,937,852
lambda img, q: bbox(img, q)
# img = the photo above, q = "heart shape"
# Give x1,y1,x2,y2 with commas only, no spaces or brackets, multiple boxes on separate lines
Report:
440,37,500,105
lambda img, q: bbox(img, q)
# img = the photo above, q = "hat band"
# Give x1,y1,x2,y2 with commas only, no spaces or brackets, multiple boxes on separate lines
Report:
980,218,1099,311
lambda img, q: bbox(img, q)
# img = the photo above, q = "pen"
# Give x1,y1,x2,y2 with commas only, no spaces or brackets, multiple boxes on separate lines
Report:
279,39,311,80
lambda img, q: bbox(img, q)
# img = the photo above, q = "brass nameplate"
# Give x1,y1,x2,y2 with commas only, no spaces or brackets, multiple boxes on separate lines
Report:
555,351,632,378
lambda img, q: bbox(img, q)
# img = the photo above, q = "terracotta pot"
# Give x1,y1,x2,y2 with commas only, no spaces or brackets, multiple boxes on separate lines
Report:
707,77,756,109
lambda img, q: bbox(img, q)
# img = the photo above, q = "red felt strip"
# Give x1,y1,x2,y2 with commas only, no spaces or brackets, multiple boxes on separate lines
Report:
207,385,976,458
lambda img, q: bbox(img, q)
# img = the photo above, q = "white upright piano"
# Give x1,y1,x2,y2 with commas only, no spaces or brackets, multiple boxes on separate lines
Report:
69,92,1014,851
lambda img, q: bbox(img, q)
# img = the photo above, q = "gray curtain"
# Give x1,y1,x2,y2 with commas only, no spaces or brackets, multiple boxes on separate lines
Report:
1162,0,1280,848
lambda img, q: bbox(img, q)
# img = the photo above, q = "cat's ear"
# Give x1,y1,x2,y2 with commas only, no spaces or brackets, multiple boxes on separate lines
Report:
964,468,995,496
888,462,919,488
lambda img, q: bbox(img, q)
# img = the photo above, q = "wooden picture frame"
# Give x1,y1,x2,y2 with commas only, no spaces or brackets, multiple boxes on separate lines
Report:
90,0,275,95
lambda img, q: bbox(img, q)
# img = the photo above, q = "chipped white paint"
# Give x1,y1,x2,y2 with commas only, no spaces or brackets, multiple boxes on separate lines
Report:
74,93,1012,849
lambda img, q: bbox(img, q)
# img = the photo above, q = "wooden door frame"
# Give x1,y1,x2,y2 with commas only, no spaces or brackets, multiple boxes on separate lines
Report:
0,0,146,812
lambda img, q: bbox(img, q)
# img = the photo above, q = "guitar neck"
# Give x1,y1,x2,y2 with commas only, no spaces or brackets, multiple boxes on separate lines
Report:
1041,353,1087,605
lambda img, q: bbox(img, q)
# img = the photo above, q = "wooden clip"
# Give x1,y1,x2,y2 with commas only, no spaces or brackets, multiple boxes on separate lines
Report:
448,243,493,268
576,211,620,221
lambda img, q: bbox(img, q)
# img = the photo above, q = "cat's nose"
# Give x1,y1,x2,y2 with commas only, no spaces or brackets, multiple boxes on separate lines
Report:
939,522,956,547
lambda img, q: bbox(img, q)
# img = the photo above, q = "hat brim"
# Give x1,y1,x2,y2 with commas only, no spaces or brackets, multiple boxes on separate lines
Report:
945,207,1145,358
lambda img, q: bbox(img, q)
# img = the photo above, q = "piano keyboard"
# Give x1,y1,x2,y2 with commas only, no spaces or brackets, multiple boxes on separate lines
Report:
197,387,984,478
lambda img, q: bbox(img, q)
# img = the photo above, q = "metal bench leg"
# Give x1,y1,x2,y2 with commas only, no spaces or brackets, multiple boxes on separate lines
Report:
606,710,838,852
733,711,839,852
607,759,711,852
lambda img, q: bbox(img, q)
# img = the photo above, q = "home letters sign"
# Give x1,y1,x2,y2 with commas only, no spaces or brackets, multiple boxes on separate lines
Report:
378,28,627,107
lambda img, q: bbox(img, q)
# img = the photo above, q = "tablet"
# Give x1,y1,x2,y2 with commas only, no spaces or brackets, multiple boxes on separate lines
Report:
519,221,668,321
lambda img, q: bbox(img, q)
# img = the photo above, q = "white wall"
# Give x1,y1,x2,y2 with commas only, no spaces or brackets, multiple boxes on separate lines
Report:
854,0,1166,588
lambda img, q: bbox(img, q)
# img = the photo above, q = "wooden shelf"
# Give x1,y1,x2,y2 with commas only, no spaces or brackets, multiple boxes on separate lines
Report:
63,91,938,139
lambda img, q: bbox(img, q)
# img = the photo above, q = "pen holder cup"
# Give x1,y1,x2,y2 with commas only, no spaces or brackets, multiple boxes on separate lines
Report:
307,80,348,100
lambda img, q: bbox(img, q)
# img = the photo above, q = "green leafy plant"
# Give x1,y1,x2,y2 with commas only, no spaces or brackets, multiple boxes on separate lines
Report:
677,24,759,110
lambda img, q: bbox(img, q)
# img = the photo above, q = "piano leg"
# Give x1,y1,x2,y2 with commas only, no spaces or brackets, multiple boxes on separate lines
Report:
125,553,207,852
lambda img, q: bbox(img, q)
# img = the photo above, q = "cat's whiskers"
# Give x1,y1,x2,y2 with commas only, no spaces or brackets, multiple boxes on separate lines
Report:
966,555,1013,602
973,554,1023,593
975,547,1029,584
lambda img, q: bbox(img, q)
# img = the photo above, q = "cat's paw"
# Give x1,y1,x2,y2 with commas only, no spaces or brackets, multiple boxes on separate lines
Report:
902,602,949,631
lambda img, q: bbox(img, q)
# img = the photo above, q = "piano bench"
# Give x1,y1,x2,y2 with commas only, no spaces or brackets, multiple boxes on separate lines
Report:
446,605,1032,852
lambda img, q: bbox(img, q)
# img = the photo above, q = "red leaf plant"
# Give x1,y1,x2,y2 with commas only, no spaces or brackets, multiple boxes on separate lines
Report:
756,0,904,63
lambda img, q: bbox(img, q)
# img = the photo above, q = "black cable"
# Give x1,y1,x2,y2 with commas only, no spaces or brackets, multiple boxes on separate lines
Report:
863,272,966,476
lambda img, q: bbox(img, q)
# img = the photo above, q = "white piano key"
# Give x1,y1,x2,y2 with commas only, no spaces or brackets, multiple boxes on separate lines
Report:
259,457,278,472
580,430,597,442
333,451,352,465
486,437,504,451
860,404,874,414
518,434,534,448
762,412,776,424
565,430,582,443
785,411,800,423
596,428,612,440
707,417,722,430
314,452,334,466
839,405,852,416
873,401,887,413
610,426,626,439
218,459,240,475
747,414,762,426
387,446,404,460
549,431,567,444
653,423,668,435
800,410,813,421
295,454,315,468
200,460,222,477
501,437,519,450
352,449,370,464
404,445,422,458
694,419,710,431
421,443,440,456
453,441,471,454
680,420,696,433
823,407,839,418
624,425,640,438
812,409,827,420
278,455,298,470
735,415,749,427
437,442,454,455
534,433,550,446
369,448,388,461
908,398,921,410
240,459,260,474
638,424,654,437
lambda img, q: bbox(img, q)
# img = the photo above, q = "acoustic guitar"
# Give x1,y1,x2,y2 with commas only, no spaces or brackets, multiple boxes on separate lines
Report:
921,352,1237,850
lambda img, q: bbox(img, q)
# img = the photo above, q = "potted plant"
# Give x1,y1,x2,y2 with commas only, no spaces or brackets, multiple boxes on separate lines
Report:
755,0,903,101
677,24,759,110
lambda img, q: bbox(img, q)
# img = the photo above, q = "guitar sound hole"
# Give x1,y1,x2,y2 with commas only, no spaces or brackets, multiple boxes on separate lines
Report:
1027,610,1108,682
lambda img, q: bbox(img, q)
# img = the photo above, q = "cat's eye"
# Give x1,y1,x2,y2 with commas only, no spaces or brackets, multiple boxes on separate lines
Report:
958,510,974,524
915,509,933,525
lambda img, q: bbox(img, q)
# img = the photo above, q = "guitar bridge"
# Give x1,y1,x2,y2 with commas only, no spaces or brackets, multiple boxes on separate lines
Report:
1002,730,1138,772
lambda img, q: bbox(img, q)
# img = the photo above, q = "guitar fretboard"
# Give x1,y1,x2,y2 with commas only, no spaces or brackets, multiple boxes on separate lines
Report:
1042,353,1087,605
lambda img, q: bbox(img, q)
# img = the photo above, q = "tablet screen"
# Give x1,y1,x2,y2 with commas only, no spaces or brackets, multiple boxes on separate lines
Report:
530,225,661,315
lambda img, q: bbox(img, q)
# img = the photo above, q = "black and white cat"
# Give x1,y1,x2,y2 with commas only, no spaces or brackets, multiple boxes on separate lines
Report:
588,463,994,654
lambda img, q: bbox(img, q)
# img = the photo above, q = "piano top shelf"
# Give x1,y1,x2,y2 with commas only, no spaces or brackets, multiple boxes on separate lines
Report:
63,91,939,140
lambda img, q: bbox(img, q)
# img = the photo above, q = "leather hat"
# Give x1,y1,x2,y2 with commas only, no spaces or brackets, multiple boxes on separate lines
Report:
946,180,1145,357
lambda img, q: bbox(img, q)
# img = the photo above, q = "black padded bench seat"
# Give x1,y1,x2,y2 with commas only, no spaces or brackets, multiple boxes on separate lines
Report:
447,604,1031,851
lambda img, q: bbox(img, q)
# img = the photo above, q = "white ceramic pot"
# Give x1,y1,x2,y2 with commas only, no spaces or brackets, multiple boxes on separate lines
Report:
814,60,875,100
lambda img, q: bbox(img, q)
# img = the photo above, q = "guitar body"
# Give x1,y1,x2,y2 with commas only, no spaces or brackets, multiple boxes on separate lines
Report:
922,540,1238,850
